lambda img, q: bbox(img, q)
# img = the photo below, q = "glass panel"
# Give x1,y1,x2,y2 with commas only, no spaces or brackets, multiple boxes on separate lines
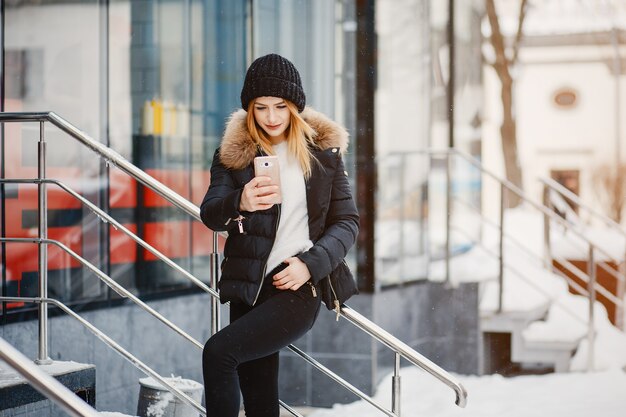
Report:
1,0,248,317
375,0,431,286
2,0,107,315
110,0,247,296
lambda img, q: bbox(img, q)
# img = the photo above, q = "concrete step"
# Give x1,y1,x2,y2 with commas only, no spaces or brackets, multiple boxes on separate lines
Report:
0,360,95,417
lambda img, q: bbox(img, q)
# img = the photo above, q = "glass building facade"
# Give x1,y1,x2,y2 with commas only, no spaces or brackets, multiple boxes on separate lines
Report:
1,0,483,319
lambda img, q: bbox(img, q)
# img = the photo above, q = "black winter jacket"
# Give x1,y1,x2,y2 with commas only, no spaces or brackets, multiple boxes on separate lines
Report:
200,108,360,306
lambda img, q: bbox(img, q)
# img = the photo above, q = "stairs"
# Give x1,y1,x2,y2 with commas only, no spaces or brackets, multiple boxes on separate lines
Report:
0,360,95,417
481,297,587,373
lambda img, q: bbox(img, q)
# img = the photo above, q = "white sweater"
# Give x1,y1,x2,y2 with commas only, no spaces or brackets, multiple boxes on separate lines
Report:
265,141,314,274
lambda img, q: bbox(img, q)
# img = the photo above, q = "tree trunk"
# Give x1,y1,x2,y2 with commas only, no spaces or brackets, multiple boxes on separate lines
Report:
485,0,526,208
500,75,523,207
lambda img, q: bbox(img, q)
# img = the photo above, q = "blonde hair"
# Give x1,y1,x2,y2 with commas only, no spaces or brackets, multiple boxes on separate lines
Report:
246,99,317,178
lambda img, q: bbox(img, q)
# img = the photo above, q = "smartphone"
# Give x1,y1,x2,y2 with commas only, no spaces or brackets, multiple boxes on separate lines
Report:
253,155,282,204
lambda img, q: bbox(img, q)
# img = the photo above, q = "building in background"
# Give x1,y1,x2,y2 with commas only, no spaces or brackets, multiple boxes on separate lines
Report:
482,0,626,223
1,0,482,413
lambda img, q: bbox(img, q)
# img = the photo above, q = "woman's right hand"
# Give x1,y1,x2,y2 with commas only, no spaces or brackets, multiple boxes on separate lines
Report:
239,176,280,212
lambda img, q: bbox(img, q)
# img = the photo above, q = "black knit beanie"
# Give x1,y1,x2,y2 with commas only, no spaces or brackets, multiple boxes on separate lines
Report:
240,53,306,112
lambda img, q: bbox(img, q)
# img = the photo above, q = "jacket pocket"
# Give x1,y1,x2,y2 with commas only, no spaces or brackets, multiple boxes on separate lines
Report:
320,259,358,320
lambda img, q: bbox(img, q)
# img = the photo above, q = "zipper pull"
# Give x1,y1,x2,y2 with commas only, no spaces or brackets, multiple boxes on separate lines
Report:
234,215,245,234
308,282,317,298
334,300,341,322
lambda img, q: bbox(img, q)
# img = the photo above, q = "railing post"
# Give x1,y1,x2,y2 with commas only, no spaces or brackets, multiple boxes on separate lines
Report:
37,121,51,364
542,185,553,270
392,352,401,416
587,245,596,372
498,183,505,313
445,153,451,284
399,154,406,280
210,231,221,335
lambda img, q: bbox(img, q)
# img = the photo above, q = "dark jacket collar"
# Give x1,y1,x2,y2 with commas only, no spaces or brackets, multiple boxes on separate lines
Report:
219,107,349,170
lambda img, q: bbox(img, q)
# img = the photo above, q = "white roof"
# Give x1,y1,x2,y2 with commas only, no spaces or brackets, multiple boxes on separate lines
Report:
491,0,626,37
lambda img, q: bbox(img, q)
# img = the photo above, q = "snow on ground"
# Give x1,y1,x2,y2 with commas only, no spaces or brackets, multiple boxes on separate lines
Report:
323,206,626,416
309,366,626,417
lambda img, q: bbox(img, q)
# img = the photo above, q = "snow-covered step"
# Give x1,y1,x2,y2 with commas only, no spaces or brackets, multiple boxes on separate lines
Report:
0,360,95,417
515,301,589,372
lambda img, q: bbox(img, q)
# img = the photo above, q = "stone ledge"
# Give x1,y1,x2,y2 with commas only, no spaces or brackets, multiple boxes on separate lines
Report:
0,360,95,411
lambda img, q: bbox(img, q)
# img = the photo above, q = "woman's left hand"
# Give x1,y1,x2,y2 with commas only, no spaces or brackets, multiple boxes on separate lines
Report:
272,257,311,290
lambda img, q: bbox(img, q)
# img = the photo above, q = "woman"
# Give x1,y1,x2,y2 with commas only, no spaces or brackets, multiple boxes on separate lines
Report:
200,53,359,417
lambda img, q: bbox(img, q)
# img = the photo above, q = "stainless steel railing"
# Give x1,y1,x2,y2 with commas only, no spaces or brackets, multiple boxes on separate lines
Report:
0,336,102,417
380,148,623,371
540,177,626,326
0,297,205,415
442,149,623,370
0,112,467,416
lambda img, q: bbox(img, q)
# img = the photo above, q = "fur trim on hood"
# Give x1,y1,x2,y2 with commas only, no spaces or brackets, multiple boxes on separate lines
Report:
219,107,349,170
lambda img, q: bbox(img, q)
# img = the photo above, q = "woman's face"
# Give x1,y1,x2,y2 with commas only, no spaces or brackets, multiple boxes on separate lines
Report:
253,96,291,144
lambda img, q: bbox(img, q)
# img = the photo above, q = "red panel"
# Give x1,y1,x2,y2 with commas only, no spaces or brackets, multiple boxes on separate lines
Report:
192,222,213,255
143,169,190,207
143,221,190,260
47,226,82,269
110,170,137,208
110,223,138,264
191,169,211,205
17,183,81,210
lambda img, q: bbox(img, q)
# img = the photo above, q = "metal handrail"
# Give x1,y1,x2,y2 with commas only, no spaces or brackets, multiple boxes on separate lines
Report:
0,112,202,220
341,306,468,407
540,176,626,239
1,112,468,415
0,236,205,350
0,297,205,415
542,177,626,279
0,178,219,299
0,336,102,417
451,196,624,310
382,148,615,369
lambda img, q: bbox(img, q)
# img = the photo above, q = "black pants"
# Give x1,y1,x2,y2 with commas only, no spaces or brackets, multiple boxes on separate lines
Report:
202,265,321,417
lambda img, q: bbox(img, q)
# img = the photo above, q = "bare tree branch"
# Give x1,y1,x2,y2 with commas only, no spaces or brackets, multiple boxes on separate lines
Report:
485,0,512,85
511,0,529,65
485,0,526,205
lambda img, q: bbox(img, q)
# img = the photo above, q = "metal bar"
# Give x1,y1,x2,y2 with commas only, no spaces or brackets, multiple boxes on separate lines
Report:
0,297,206,415
340,306,467,407
41,234,473,409
0,114,468,410
498,183,505,313
540,177,626,239
0,113,202,224
0,337,102,417
392,352,401,416
451,226,589,323
288,344,397,417
43,112,201,221
587,246,596,371
278,400,304,417
0,178,219,300
0,112,50,122
554,256,624,307
37,121,51,365
211,231,220,335
543,185,553,269
596,260,625,284
445,154,452,284
0,237,203,350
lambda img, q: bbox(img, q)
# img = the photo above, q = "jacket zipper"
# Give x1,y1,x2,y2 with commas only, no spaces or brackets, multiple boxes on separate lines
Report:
234,215,245,234
252,204,281,306
328,277,341,321
307,282,317,298
328,259,348,321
